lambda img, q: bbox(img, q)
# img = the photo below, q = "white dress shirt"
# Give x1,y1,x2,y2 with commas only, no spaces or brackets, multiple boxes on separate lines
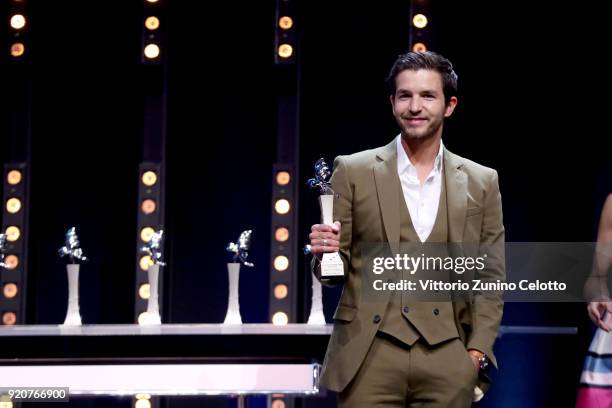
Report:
396,135,444,242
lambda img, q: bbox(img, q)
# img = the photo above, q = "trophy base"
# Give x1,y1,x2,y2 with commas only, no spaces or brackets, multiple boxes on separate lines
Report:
307,311,326,325
320,252,345,278
223,311,243,325
62,312,82,326
140,312,162,326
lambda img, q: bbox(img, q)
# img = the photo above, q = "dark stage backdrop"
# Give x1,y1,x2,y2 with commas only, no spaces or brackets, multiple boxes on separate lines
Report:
0,1,611,408
24,1,143,325
164,1,277,325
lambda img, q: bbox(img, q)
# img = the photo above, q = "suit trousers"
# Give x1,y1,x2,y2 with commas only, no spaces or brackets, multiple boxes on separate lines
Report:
338,332,477,408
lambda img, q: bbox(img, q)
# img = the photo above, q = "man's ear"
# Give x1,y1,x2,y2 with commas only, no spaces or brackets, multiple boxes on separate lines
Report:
444,96,458,118
389,94,395,110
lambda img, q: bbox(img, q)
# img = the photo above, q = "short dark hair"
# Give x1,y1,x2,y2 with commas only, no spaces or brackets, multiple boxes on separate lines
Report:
386,51,458,105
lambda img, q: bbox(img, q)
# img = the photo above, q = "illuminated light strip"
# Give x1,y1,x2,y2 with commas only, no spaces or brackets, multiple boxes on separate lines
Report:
0,364,320,395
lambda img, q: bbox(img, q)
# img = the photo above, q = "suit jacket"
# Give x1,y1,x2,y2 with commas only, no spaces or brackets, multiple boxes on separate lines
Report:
313,138,505,393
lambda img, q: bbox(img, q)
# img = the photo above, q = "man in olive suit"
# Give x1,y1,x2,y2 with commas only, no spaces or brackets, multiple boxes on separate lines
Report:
309,51,505,407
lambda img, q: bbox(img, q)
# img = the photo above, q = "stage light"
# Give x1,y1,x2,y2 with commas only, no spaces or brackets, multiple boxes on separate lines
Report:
274,0,296,64
7,170,22,185
269,164,296,326
141,199,156,214
0,400,14,408
272,311,288,325
5,226,20,242
274,255,289,271
274,227,289,242
278,44,293,59
274,199,290,214
140,227,155,243
139,284,151,300
135,165,163,324
139,255,154,271
10,14,26,30
137,312,149,325
273,284,288,299
3,284,17,299
10,43,25,57
144,44,160,59
1,164,28,327
271,399,286,408
412,42,427,53
145,17,159,30
135,399,151,408
2,312,16,326
4,255,19,270
145,0,159,3
6,198,21,214
278,16,293,30
276,171,290,185
141,171,157,186
412,14,428,29
135,394,151,400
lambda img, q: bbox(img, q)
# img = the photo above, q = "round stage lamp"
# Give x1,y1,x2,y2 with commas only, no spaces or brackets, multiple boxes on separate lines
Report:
274,255,289,271
278,44,293,59
279,16,293,30
139,255,154,271
5,226,20,242
141,171,157,186
4,255,19,270
271,399,286,408
274,284,288,299
10,14,26,30
275,227,289,242
412,14,428,29
2,312,16,326
144,44,160,59
276,171,291,185
145,16,160,30
141,199,157,215
6,198,21,214
137,312,149,325
272,311,288,326
140,227,155,243
274,199,290,215
7,170,22,185
139,283,151,300
412,42,427,53
10,42,25,57
135,398,151,408
3,283,18,299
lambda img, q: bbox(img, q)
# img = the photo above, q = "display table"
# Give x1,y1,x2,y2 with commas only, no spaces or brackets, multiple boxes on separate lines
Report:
0,324,332,396
0,323,576,397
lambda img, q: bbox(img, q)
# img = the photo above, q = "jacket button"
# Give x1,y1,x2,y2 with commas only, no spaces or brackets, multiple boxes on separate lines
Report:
433,308,439,316
373,314,381,324
402,306,410,314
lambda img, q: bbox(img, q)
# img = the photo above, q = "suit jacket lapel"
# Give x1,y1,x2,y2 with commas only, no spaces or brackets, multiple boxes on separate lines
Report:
373,140,400,243
444,148,467,242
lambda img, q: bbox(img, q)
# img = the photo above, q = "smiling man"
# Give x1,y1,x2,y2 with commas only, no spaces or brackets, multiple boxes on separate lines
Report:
309,51,505,407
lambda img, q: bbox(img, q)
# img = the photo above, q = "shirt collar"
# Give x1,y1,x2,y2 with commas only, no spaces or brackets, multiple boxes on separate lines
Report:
396,134,444,176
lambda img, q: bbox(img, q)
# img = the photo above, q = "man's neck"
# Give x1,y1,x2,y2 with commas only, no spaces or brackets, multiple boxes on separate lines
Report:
400,134,441,168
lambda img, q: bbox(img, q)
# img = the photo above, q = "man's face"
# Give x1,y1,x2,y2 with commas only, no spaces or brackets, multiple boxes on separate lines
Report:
390,69,457,141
